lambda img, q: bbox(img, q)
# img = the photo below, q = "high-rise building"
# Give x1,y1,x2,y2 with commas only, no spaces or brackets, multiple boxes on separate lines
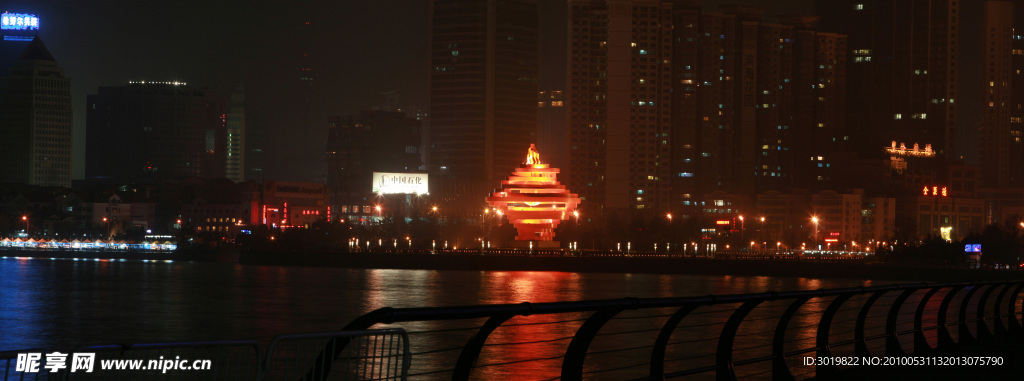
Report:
537,90,567,169
568,1,845,219
225,86,246,183
326,110,422,213
979,1,1021,188
568,0,674,216
428,0,539,205
0,36,72,187
86,82,226,183
815,0,959,158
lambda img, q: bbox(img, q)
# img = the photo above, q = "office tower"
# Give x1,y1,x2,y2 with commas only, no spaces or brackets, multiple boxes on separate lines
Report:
816,0,959,158
428,0,539,197
326,111,422,212
226,86,246,183
86,82,226,183
0,36,72,187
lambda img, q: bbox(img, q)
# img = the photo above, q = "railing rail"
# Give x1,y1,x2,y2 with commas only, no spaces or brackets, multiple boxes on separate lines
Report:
334,281,1023,380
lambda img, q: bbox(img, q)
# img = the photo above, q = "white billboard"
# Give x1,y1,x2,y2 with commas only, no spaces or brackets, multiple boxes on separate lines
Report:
372,172,428,194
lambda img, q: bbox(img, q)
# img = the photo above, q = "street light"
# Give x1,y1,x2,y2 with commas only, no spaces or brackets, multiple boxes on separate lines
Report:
21,215,28,236
738,215,745,243
811,216,820,249
102,217,110,238
759,216,765,242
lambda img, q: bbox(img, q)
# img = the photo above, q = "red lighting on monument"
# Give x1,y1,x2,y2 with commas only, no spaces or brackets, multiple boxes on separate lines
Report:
486,145,581,242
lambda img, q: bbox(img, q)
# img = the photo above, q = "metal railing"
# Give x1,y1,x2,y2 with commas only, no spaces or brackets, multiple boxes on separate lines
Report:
2,349,49,381
332,281,1024,380
263,329,409,381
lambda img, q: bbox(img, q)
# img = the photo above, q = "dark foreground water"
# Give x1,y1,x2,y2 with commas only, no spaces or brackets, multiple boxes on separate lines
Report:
0,257,898,352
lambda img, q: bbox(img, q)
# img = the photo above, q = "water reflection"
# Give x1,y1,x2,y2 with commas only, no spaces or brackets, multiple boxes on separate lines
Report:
0,257,887,358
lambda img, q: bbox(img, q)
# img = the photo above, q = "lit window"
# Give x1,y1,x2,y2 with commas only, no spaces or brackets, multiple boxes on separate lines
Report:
856,4,864,10
894,114,902,120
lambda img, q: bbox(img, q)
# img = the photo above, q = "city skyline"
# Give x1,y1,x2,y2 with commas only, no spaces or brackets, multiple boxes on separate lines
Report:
1,0,816,183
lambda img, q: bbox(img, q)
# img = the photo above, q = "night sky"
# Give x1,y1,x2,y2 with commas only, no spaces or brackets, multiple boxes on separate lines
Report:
5,0,817,182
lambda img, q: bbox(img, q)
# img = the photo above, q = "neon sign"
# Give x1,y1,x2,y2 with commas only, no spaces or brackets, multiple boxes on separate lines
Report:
922,186,947,197
1,13,39,30
715,220,731,225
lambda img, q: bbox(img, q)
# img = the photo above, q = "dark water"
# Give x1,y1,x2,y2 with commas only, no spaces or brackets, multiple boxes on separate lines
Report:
0,257,894,353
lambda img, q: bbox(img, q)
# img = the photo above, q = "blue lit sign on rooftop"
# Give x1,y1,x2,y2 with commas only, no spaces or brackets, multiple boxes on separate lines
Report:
1,13,39,31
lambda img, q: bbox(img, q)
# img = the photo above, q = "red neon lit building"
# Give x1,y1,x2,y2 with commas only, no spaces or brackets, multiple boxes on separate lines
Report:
486,145,581,242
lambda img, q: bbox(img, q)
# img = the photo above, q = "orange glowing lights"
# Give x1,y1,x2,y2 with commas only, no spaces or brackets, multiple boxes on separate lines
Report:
922,186,948,197
526,143,541,165
487,145,581,241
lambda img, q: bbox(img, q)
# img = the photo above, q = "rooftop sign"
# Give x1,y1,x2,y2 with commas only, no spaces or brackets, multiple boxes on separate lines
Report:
373,172,428,195
1,13,39,30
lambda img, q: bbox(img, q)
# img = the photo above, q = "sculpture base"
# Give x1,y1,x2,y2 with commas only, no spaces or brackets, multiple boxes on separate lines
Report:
508,240,561,249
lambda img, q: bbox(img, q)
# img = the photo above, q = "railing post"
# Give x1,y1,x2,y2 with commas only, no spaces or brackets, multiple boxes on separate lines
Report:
561,307,627,381
772,296,812,381
936,285,964,350
854,291,887,357
1008,283,1024,334
816,293,852,379
716,300,764,381
992,283,1013,338
452,314,514,381
913,287,942,354
649,304,701,378
885,288,917,356
975,284,999,343
957,285,983,346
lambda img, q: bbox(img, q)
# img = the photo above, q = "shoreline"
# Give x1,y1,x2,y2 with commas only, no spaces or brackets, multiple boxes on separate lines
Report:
238,249,1024,282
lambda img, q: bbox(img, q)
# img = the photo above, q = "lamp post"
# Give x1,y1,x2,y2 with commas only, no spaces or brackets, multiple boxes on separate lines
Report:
570,210,581,249
738,215,744,243
21,215,28,236
759,216,765,243
102,217,110,238
811,216,819,250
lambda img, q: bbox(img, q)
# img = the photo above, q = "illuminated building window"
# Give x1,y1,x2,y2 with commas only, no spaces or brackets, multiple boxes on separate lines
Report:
894,114,902,120
856,4,864,10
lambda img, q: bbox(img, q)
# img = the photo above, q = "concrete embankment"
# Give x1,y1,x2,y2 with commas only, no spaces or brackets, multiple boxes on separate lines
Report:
238,250,1024,282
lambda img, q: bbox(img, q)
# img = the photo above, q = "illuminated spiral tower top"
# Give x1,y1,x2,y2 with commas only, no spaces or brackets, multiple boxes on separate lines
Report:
486,145,581,242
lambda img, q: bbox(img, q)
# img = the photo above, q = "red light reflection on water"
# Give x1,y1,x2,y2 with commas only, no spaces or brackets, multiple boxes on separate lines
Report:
470,271,584,378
